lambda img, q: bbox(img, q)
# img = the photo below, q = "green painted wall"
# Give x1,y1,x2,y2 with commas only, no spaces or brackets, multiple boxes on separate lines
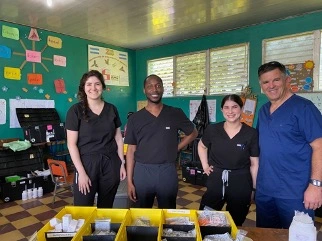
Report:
135,11,322,124
0,21,136,139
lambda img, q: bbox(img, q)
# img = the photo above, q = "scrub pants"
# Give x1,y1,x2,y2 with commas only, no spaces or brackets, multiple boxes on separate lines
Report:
73,153,120,208
199,167,252,226
133,162,178,209
255,192,315,229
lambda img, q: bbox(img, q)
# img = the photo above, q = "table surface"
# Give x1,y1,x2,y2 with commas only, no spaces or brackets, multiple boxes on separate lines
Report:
242,227,288,241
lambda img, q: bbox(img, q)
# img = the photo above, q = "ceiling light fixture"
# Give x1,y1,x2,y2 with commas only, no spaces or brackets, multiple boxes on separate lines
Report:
47,0,52,7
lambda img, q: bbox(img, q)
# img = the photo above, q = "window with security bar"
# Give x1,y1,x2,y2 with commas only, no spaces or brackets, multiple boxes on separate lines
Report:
175,51,206,96
263,31,322,92
147,44,249,96
147,57,174,97
209,43,249,95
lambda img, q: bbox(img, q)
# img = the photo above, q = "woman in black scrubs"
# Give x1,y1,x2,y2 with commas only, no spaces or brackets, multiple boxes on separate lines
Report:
198,94,259,226
66,70,126,208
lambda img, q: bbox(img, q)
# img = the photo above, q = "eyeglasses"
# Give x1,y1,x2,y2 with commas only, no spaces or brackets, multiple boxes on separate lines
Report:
258,61,286,77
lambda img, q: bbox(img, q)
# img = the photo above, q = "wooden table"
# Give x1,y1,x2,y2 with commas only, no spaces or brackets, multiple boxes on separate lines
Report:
242,227,288,241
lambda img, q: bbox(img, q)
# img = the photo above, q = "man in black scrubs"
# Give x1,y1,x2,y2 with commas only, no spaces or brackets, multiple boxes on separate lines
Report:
124,74,198,208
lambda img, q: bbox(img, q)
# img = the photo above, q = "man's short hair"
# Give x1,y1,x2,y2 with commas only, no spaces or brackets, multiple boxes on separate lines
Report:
258,61,287,78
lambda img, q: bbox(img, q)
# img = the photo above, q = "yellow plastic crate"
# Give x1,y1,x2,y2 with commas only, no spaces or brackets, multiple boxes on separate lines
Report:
37,206,96,241
161,209,202,241
74,208,129,241
117,208,163,241
197,210,238,239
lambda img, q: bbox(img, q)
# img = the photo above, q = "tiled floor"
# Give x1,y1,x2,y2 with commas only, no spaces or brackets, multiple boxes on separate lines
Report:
1,170,322,240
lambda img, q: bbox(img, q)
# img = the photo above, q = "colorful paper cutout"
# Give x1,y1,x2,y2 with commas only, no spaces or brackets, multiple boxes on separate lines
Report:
53,55,66,67
22,88,28,92
68,98,73,102
45,94,50,99
0,45,11,58
27,73,43,85
47,36,62,49
2,25,19,40
54,79,66,93
26,50,41,63
28,28,40,41
4,67,21,80
2,86,8,92
39,89,44,93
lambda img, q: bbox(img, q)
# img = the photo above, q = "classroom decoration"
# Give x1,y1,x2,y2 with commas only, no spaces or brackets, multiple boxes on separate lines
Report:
28,28,40,41
0,45,11,58
2,86,8,92
240,86,257,127
27,73,43,85
47,36,62,49
285,62,314,92
53,55,66,67
2,25,19,40
54,79,66,93
88,45,129,86
4,67,21,80
5,28,66,83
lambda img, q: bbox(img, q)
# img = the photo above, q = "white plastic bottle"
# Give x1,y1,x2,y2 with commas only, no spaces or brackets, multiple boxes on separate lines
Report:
37,187,43,197
22,190,27,201
27,189,33,199
32,188,38,198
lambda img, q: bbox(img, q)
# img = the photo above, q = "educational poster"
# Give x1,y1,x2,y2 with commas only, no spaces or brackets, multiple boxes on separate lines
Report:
88,45,129,86
298,93,322,114
190,99,216,122
240,97,257,127
0,99,6,124
285,61,314,92
9,99,55,128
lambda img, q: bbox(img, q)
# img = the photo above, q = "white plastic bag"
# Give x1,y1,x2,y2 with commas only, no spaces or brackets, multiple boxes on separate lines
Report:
289,211,316,241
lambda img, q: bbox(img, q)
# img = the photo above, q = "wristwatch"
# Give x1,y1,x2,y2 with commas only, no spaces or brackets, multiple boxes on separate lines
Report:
310,179,322,187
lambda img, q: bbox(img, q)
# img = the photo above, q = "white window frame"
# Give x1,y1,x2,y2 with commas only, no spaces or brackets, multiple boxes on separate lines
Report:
262,30,321,91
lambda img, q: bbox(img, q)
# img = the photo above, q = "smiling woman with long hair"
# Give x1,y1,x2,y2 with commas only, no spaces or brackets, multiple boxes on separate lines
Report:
65,70,126,208
198,94,259,226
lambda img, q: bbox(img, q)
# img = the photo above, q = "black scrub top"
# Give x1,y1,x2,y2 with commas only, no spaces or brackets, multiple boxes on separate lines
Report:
202,122,259,170
124,104,195,164
65,102,121,156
